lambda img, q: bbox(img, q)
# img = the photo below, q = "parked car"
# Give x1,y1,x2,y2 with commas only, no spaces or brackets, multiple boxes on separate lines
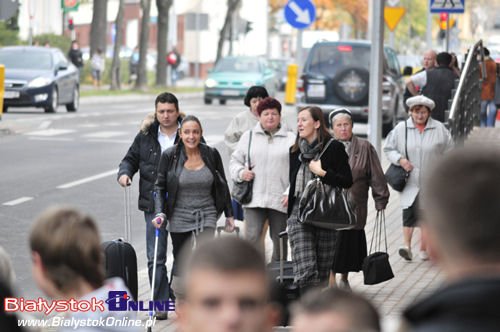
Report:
204,56,277,105
0,46,80,113
297,40,405,136
268,58,293,91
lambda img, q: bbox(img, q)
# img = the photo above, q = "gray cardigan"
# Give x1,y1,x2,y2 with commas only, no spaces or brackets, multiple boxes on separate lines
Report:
383,117,454,209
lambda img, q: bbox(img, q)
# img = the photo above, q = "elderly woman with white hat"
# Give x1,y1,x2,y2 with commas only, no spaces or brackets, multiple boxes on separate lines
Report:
383,95,453,262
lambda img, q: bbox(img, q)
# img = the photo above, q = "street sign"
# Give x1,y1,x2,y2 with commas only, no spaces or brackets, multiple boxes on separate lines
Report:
61,0,79,12
384,7,406,31
284,0,316,29
0,0,19,22
430,0,465,14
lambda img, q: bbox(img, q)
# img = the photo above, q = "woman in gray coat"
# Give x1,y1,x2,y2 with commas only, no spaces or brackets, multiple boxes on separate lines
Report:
383,95,453,262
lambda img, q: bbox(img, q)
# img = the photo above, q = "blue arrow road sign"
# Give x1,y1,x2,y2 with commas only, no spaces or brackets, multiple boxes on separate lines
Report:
430,0,465,14
284,0,316,29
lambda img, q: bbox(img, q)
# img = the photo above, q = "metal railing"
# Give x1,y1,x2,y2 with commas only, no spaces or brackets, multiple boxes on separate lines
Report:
446,40,485,141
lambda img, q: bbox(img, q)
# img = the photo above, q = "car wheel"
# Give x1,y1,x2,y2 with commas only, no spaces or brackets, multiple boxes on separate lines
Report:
219,99,227,105
2,106,7,113
204,98,212,105
333,67,369,104
45,87,58,113
382,119,393,137
66,86,79,112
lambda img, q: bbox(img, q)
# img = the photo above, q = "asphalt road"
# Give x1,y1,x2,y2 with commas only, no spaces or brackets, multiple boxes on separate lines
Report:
0,91,306,303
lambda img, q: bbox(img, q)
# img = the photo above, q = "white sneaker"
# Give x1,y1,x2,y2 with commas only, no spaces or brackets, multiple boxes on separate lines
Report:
419,250,429,261
398,246,413,261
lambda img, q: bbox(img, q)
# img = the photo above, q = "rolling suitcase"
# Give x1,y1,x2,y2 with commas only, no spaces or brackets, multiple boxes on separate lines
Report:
270,231,299,326
102,185,138,301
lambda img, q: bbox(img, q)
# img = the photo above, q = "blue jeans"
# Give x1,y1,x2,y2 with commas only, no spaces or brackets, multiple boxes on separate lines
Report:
480,100,498,127
145,212,170,302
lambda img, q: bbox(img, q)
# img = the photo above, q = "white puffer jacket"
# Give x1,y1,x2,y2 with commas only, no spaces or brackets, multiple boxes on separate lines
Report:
230,122,296,213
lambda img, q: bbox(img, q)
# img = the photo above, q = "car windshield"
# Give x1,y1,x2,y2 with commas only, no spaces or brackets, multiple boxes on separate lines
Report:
0,50,52,70
214,58,261,73
308,44,370,76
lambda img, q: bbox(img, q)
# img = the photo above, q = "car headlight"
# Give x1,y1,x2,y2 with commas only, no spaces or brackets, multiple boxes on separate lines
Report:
242,81,256,87
205,78,218,88
28,77,51,88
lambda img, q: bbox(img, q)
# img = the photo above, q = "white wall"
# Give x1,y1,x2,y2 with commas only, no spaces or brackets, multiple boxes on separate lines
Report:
19,0,62,40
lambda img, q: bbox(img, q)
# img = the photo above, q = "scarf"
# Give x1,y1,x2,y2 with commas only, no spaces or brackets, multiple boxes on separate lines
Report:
339,139,351,157
295,138,321,198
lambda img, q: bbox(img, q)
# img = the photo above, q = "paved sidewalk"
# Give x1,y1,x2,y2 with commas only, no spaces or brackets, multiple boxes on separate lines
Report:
133,153,444,332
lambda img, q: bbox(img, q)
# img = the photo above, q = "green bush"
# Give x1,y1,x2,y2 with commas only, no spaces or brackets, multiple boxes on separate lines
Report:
81,58,133,85
0,22,21,46
31,34,71,53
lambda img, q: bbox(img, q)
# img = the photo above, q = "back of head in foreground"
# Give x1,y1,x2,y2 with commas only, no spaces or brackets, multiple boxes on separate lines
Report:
291,287,380,332
29,206,104,299
176,237,274,332
421,146,500,278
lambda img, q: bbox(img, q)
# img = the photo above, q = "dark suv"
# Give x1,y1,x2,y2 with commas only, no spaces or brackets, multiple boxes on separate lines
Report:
297,40,404,135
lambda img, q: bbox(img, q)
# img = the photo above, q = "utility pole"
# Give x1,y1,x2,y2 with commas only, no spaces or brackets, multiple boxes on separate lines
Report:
368,0,384,155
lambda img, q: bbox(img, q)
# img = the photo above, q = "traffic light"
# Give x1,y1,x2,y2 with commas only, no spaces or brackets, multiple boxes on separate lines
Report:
245,21,253,34
440,12,448,23
68,18,74,30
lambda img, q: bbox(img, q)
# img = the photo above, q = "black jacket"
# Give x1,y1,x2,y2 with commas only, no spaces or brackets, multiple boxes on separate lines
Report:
68,48,84,68
403,277,500,332
421,66,459,122
118,113,181,213
287,139,353,216
154,143,233,220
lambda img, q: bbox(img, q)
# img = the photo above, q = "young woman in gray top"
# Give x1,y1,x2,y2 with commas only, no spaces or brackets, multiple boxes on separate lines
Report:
154,115,234,297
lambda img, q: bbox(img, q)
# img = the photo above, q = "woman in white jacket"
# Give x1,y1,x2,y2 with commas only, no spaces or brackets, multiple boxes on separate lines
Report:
230,97,296,261
383,95,454,261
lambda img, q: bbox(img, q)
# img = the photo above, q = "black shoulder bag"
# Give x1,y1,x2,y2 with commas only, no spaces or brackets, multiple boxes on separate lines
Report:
231,131,253,204
297,139,357,230
384,120,409,192
362,210,394,285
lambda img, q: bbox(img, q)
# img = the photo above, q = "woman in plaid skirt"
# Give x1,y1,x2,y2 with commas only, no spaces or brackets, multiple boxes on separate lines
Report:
285,106,353,291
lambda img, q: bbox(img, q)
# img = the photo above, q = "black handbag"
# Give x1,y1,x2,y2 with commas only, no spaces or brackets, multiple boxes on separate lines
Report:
385,120,409,192
298,139,357,230
362,210,394,285
231,131,253,204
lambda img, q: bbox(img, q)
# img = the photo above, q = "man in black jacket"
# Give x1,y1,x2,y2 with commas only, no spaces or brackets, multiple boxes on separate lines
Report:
68,40,84,77
403,147,500,331
117,92,182,320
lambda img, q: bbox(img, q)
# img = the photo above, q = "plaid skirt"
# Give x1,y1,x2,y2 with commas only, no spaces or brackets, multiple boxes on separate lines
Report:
287,202,337,288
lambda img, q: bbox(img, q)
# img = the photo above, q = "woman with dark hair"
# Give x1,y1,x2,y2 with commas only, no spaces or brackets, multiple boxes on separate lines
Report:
230,97,295,261
287,106,353,290
154,115,234,297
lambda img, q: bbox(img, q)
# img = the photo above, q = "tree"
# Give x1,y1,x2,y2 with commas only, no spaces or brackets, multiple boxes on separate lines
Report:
136,0,152,90
90,0,108,59
216,0,241,63
110,0,125,90
156,0,173,86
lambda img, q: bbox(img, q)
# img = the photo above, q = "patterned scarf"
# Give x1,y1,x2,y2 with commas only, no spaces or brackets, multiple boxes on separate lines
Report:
295,138,321,198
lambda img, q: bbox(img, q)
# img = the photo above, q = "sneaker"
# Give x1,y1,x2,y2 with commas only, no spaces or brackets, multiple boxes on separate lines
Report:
338,279,351,291
398,246,413,261
419,250,429,261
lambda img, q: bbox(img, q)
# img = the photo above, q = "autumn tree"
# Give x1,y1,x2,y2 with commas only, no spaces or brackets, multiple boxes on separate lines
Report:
110,0,125,90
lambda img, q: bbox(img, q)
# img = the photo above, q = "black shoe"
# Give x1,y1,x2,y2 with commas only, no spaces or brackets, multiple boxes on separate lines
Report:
155,311,169,320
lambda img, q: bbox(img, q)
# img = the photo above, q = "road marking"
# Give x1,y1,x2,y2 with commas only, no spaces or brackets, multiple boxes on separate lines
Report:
3,196,34,206
57,169,118,189
28,137,73,142
86,138,132,144
38,121,52,129
26,129,75,136
82,131,127,138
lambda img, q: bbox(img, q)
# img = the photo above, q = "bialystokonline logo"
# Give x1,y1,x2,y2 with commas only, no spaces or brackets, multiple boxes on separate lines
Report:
4,291,175,315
